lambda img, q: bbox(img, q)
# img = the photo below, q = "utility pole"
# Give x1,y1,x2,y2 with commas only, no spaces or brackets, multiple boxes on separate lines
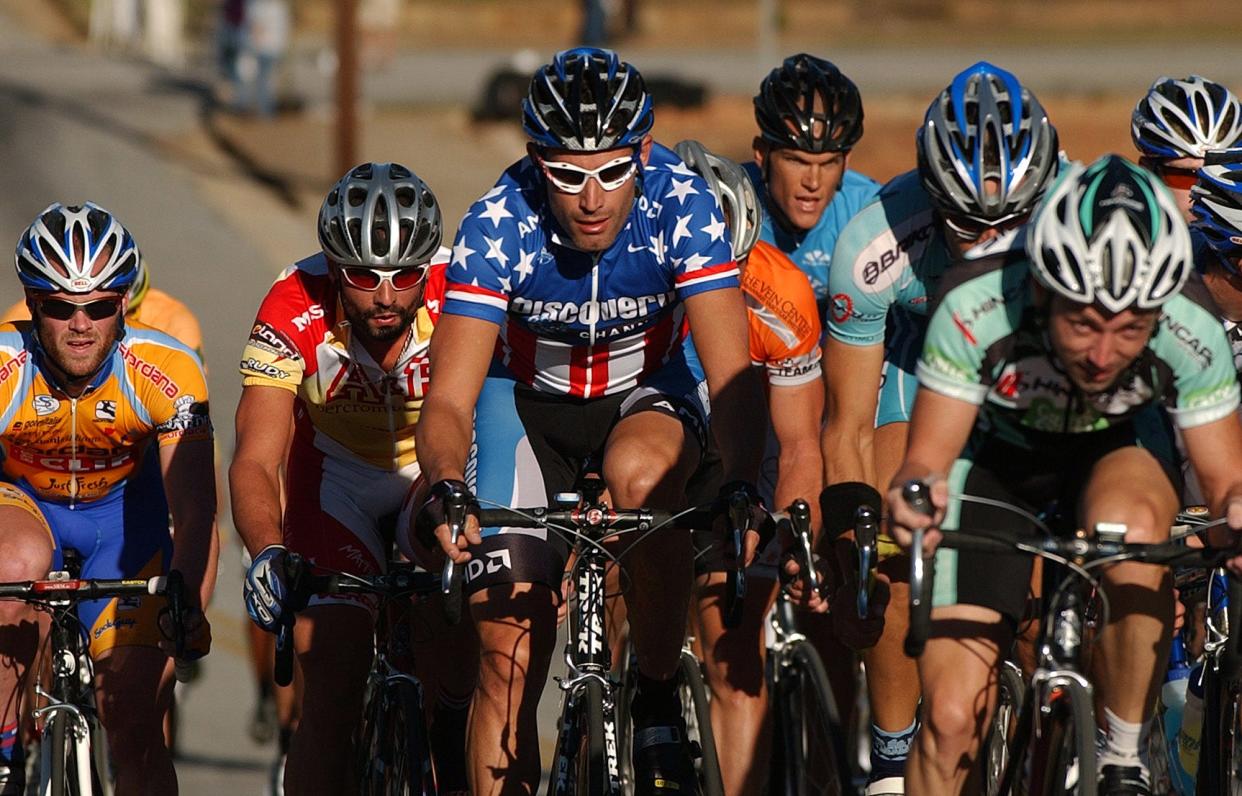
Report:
335,0,358,176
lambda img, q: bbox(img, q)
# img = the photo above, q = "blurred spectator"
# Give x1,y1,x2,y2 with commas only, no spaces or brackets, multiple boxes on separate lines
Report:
580,0,607,45
217,0,246,93
143,0,186,68
235,0,290,117
360,0,402,71
89,0,141,50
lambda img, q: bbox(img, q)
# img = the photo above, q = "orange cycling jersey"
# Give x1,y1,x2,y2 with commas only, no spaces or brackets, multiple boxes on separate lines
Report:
238,252,448,472
0,322,212,504
2,288,204,357
742,240,822,387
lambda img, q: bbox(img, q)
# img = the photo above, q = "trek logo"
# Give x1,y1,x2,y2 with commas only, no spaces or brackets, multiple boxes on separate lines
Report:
290,304,325,332
464,550,512,581
575,567,604,658
95,400,117,422
33,395,60,416
511,291,673,326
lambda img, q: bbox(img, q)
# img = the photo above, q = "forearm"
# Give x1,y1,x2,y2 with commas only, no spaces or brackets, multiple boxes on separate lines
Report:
229,458,285,556
822,417,875,488
711,366,768,484
169,513,218,608
775,440,824,532
414,399,475,484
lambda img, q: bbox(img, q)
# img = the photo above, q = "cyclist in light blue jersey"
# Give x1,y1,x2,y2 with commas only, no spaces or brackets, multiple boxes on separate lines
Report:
819,62,1060,796
743,54,881,321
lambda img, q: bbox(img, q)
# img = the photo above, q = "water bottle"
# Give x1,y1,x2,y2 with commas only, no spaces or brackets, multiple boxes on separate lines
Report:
1178,660,1205,786
1161,633,1194,793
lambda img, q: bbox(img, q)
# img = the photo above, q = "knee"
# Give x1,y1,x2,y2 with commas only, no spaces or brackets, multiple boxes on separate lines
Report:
1088,497,1173,545
0,534,51,583
920,689,983,763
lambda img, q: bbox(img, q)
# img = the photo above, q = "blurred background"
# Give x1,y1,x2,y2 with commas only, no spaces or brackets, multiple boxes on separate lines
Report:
0,0,1240,791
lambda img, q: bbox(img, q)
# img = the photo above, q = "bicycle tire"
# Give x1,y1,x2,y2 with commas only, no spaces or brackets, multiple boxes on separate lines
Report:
772,640,851,796
48,713,68,796
358,677,435,795
678,650,724,796
982,660,1026,796
1028,681,1096,796
1198,663,1242,796
549,679,618,796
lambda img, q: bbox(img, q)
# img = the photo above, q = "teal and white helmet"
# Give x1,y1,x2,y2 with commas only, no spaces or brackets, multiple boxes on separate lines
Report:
1028,155,1191,313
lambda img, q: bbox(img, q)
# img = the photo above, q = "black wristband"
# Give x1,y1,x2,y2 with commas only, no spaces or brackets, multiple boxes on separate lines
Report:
819,482,882,542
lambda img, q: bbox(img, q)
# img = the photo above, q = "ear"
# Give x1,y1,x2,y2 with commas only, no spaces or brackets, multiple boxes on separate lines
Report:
842,150,852,171
752,137,769,170
638,134,653,165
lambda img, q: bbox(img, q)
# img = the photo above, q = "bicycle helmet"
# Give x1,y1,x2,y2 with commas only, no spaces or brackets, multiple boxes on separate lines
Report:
673,140,762,261
15,202,141,294
127,257,150,311
318,162,443,268
1132,76,1242,160
1190,148,1242,267
917,61,1059,225
753,53,863,153
1028,155,1191,313
523,47,653,151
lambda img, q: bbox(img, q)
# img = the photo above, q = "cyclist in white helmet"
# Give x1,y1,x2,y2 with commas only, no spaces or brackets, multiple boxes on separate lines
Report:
231,163,473,795
888,155,1242,795
1132,75,1242,220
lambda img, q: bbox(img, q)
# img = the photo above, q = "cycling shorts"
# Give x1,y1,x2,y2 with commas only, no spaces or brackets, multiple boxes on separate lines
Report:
875,309,924,429
284,419,423,614
466,361,709,596
932,416,1180,626
13,453,173,660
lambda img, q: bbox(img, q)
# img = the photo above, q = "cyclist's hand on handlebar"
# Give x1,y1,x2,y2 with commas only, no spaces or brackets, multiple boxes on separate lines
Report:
886,476,948,554
158,604,212,660
414,479,483,565
1218,494,1242,577
244,544,291,633
832,567,890,650
716,481,773,567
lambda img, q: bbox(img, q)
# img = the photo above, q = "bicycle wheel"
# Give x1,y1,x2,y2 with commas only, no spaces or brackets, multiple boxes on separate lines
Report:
358,677,435,796
43,712,94,796
1198,664,1242,795
678,650,724,796
771,640,851,796
1027,680,1096,796
982,660,1026,796
550,679,618,796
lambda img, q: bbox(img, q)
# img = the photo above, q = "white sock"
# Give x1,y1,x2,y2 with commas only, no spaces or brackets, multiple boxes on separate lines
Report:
1097,706,1149,772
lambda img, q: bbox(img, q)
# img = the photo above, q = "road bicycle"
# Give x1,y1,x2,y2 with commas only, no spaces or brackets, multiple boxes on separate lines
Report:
274,555,442,795
902,480,1233,796
767,498,854,796
5,564,191,796
439,476,753,796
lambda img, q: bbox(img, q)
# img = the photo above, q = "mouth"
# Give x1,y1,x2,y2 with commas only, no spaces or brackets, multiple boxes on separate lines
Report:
368,312,401,327
65,338,96,352
574,217,610,236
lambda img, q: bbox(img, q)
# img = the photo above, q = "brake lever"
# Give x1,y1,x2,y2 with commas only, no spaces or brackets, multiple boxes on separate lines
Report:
854,504,879,619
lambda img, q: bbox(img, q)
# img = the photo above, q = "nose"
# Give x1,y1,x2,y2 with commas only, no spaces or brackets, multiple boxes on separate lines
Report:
68,308,93,332
579,178,605,213
802,164,821,191
374,279,396,306
1087,334,1115,370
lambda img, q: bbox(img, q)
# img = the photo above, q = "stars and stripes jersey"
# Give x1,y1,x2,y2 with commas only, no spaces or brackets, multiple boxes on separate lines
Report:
238,251,449,472
443,143,739,399
742,241,822,387
0,321,212,504
742,161,881,314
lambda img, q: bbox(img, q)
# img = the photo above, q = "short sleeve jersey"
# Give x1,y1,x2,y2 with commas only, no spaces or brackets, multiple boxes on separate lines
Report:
826,170,955,348
917,257,1241,447
743,162,881,312
742,241,822,386
442,143,738,399
0,322,212,503
238,251,448,471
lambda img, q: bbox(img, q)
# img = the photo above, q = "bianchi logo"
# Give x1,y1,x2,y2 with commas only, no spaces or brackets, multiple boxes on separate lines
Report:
32,395,60,416
95,400,117,422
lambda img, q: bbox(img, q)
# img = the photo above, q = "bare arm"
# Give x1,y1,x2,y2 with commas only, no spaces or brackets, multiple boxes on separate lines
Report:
1182,412,1242,575
161,436,219,609
229,385,295,559
414,313,501,485
886,388,979,553
822,338,885,487
769,377,825,531
684,288,766,484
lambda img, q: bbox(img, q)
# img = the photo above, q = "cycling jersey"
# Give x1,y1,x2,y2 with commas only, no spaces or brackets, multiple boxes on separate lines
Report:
0,323,212,503
443,143,738,399
742,161,880,310
238,252,449,472
2,288,204,357
1192,230,1242,372
743,240,822,386
919,257,1241,444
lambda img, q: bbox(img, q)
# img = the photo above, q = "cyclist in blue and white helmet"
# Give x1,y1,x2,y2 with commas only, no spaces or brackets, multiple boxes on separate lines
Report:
917,60,1060,244
1133,75,1242,220
1190,149,1242,375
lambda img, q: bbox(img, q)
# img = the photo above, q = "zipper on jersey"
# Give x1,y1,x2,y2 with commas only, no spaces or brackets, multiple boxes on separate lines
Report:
69,397,78,507
587,253,602,395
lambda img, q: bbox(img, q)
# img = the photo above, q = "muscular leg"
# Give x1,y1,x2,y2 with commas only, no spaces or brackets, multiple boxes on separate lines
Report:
602,411,700,681
691,573,777,796
907,604,1011,795
413,590,479,796
94,646,177,795
468,583,558,795
285,604,374,795
1081,447,1178,724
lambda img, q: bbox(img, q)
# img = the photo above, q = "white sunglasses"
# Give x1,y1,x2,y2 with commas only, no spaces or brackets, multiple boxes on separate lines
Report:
539,154,637,194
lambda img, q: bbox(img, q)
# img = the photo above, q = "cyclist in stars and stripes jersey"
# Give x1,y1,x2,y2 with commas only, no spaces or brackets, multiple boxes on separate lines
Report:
413,47,768,796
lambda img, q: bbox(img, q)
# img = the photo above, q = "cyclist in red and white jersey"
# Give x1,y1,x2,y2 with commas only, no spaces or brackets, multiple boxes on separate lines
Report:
230,163,472,795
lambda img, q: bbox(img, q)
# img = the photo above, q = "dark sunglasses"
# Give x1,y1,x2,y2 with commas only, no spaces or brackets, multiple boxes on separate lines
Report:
338,264,428,292
1140,157,1200,191
37,297,123,321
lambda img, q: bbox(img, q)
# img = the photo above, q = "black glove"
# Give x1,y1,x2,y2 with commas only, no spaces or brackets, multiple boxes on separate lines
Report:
414,479,480,550
716,480,776,559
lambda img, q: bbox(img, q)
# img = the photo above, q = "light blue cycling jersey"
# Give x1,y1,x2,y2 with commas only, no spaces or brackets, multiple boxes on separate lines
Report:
742,162,880,310
824,170,954,425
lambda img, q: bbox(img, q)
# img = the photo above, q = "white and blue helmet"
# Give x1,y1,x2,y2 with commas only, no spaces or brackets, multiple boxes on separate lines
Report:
1191,148,1242,269
1132,76,1242,160
15,202,141,294
522,48,653,152
917,62,1060,225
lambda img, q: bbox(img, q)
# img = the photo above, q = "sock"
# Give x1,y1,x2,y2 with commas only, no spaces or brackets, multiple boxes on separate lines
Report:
631,671,680,725
870,718,918,781
0,722,21,768
1098,706,1149,772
